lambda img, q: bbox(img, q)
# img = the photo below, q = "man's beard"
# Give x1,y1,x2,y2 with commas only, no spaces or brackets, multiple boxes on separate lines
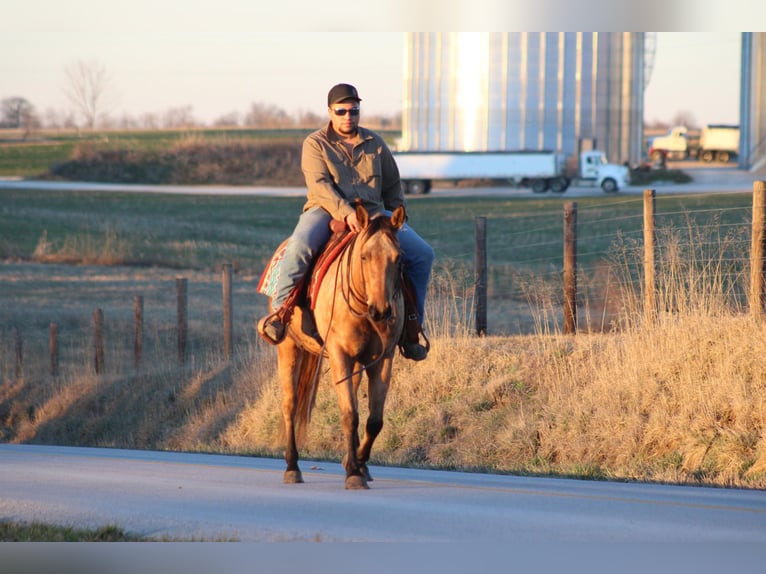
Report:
337,124,358,137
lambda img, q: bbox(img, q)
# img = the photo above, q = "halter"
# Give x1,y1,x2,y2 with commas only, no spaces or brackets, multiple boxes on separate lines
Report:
339,219,401,319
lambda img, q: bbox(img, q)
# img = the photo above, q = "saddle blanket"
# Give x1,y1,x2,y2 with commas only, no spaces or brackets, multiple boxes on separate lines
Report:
256,238,289,299
256,231,355,310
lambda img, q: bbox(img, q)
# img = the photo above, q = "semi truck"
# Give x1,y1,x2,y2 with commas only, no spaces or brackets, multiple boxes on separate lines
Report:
393,149,630,195
647,124,739,163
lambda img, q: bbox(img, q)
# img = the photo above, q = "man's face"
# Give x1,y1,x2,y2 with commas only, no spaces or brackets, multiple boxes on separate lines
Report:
328,100,360,137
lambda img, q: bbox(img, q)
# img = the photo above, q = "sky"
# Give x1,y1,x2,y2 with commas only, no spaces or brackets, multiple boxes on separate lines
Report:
0,1,750,128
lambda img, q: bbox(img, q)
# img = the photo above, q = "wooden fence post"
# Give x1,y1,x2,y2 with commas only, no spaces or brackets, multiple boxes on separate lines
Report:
644,189,657,323
93,309,104,374
134,295,143,370
222,263,233,358
177,277,188,364
563,202,578,335
474,217,487,336
13,326,23,380
751,181,766,317
49,322,59,378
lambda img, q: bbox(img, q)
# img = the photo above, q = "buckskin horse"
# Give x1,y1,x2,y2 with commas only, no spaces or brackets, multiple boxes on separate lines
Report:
272,204,406,490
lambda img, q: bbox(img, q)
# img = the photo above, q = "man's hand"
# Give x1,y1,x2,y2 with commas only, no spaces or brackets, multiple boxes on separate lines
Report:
345,212,362,233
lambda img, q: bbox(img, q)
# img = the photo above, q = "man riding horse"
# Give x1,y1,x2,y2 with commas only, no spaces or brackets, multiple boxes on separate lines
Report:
257,83,434,361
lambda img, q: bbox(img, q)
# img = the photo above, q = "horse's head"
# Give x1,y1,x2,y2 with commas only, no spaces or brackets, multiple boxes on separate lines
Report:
353,204,406,323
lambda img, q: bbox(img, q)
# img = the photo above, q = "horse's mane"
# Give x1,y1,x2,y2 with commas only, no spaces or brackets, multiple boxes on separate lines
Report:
358,213,399,245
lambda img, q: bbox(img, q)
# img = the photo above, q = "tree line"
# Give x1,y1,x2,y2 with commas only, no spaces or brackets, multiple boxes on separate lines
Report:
1,60,402,134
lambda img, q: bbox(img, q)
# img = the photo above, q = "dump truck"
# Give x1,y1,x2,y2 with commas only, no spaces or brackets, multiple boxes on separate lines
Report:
647,124,739,163
393,149,630,194
698,124,740,163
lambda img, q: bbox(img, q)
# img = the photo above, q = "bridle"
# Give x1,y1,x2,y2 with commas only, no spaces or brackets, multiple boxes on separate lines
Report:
320,220,402,385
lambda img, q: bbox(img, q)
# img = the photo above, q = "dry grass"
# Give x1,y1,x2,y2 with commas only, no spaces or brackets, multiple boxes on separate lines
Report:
2,212,766,489
2,260,766,489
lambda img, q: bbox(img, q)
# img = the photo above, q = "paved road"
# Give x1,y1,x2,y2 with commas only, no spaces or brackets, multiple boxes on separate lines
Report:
2,444,766,544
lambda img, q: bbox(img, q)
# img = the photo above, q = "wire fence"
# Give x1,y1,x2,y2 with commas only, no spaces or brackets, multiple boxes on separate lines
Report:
3,183,766,381
458,183,766,336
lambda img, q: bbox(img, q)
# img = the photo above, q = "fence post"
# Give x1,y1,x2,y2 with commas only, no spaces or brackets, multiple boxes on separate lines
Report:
13,326,23,380
134,295,143,370
49,322,59,378
222,263,233,358
474,217,487,336
563,202,578,335
93,308,104,374
751,181,766,317
643,189,657,323
177,277,188,364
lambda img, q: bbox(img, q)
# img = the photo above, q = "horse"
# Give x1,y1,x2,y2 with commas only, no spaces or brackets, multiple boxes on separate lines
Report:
276,204,406,490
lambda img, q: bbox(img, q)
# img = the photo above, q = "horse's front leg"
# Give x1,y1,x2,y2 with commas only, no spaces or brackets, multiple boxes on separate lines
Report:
277,340,303,484
357,354,393,482
331,356,368,490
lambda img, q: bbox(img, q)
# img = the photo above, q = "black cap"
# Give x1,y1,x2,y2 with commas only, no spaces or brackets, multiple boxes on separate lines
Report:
327,83,362,107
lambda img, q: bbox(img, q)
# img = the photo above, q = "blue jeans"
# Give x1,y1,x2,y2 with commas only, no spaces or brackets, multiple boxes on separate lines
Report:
273,207,435,323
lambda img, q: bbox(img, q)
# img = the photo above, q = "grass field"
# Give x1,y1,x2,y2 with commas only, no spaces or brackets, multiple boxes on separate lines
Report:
0,127,399,178
3,186,766,492
3,125,766,496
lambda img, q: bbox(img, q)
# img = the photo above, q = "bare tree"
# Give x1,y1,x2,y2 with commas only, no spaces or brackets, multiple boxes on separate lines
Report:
63,60,115,129
162,106,197,129
212,111,241,127
1,97,35,128
244,102,293,128
670,110,698,130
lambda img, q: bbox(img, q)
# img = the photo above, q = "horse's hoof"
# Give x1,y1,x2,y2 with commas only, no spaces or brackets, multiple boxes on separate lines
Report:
345,475,369,490
360,464,373,482
284,470,304,484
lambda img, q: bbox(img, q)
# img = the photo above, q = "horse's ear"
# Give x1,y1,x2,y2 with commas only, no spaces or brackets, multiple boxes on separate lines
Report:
391,205,406,230
355,204,369,229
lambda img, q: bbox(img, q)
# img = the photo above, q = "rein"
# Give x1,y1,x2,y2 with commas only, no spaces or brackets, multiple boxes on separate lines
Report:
321,223,399,386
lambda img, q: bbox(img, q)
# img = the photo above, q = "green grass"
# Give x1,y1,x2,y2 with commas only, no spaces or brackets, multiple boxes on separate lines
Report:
0,519,234,541
0,520,147,541
0,188,754,274
0,142,79,176
0,128,402,177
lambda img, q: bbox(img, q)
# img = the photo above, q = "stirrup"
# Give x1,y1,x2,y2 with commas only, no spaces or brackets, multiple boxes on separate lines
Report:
257,310,286,345
400,341,428,361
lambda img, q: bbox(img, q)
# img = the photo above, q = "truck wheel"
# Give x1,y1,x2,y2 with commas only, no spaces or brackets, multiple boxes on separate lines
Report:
531,179,548,193
407,180,428,195
601,178,618,193
717,151,730,163
650,150,664,162
550,177,568,193
700,150,714,163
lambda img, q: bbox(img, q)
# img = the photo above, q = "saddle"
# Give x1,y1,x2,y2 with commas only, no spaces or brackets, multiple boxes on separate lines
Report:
257,219,426,353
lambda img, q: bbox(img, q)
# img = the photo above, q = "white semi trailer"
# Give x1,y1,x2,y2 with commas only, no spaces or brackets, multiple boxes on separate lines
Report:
393,150,630,194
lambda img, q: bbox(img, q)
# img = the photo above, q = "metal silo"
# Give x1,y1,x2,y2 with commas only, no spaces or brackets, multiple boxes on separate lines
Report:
740,32,766,171
402,32,645,165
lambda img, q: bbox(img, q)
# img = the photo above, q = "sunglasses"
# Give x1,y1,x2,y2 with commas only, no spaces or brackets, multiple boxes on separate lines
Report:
332,107,360,117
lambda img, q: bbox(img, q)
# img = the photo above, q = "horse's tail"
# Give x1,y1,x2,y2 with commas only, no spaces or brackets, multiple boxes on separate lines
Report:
294,351,321,442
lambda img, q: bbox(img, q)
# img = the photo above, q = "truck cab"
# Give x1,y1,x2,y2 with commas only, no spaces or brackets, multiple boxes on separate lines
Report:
573,151,630,193
648,126,690,161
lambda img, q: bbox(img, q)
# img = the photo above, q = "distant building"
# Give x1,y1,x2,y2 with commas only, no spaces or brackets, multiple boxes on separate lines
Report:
401,33,645,166
740,32,766,171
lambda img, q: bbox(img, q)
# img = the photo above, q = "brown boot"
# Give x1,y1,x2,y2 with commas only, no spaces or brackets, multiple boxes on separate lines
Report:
401,338,428,361
399,310,429,361
257,309,287,345
398,275,429,361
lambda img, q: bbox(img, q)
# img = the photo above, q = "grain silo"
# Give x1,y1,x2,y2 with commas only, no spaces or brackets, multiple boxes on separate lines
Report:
740,32,766,171
401,32,645,166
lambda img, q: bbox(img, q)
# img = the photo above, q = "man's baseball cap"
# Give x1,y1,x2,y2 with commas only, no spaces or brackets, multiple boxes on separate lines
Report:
327,83,362,107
